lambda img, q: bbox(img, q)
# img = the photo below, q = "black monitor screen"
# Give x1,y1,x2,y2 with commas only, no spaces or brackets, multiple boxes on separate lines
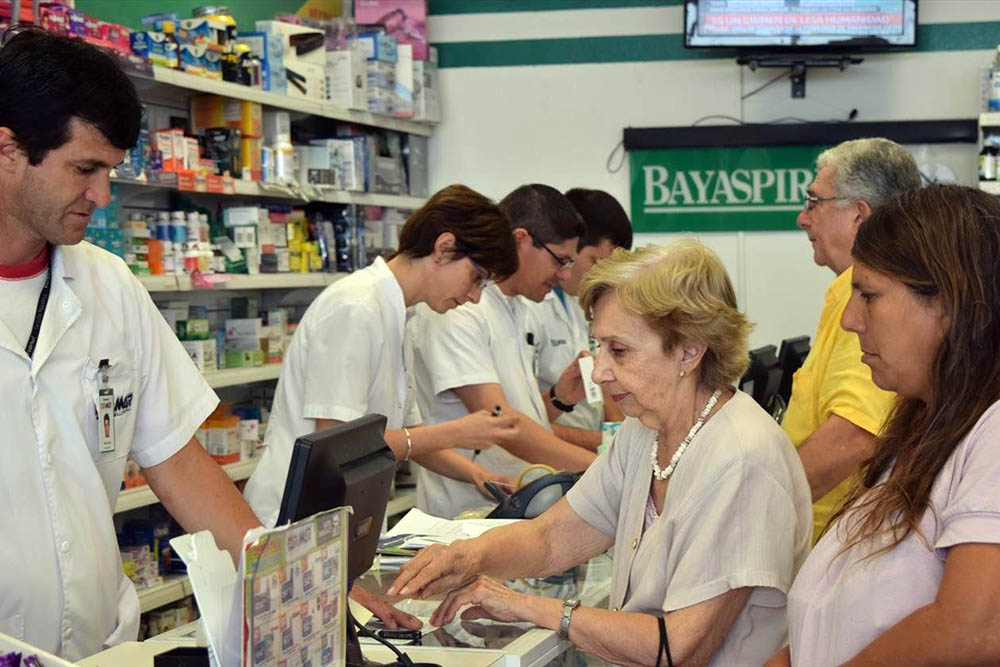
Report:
276,413,395,582
684,0,917,50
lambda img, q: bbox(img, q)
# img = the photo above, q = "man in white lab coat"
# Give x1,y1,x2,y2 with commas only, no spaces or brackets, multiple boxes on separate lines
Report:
409,184,598,519
525,188,633,450
0,29,257,659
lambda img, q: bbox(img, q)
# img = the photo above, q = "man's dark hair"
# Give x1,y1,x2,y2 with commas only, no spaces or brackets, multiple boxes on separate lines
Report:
0,28,142,164
395,184,519,281
565,188,633,251
499,184,584,245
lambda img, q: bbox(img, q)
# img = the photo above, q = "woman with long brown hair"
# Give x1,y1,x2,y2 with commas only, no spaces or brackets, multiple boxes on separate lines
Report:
768,184,1000,666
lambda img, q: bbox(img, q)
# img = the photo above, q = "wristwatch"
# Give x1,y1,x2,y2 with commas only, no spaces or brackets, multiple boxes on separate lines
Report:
559,597,581,639
549,385,576,413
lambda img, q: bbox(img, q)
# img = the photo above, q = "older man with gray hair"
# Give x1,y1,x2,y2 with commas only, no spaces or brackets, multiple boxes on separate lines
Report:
783,137,921,542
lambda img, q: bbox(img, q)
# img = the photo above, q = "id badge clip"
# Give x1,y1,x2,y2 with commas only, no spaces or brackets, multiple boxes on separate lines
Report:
97,359,116,453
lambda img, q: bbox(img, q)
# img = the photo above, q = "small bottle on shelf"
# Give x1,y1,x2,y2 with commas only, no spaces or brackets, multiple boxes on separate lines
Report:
979,138,997,182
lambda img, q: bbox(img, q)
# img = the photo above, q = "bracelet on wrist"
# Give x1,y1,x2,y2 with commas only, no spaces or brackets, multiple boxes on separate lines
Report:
549,385,576,413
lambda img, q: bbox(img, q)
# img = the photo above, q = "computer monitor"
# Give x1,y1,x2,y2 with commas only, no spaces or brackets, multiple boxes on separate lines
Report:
276,413,395,582
777,336,811,404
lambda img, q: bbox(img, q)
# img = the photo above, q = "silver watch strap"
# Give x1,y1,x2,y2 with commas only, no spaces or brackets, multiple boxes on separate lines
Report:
559,598,580,639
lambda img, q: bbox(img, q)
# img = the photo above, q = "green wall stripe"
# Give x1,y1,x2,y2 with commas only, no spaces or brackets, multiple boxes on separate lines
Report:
435,20,1000,68
429,0,681,15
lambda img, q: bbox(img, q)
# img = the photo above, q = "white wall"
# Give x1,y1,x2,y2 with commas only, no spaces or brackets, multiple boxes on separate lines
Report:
426,0,999,347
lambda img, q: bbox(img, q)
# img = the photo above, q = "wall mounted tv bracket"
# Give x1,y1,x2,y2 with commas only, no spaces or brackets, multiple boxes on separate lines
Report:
737,54,864,99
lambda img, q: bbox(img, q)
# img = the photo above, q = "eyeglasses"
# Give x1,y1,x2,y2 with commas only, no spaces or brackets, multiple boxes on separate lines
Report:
528,232,575,269
803,194,850,212
469,259,491,289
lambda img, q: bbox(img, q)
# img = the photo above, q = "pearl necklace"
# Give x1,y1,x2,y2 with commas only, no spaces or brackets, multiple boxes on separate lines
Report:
651,389,722,480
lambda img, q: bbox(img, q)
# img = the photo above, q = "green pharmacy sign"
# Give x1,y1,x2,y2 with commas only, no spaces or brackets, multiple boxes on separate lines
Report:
629,145,829,232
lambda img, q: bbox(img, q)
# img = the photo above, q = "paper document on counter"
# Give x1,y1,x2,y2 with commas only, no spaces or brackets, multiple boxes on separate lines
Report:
384,508,520,550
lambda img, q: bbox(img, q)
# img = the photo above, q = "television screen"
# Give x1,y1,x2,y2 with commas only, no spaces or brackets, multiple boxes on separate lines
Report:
684,0,917,50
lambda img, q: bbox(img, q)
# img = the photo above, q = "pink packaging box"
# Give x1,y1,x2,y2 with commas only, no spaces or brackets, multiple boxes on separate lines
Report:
354,0,428,60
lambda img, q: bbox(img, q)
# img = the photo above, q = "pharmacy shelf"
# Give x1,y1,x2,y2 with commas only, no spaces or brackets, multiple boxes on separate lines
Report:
138,575,193,614
137,272,347,292
130,66,434,137
113,176,426,210
981,112,1000,128
115,458,260,514
979,180,1000,195
203,364,282,389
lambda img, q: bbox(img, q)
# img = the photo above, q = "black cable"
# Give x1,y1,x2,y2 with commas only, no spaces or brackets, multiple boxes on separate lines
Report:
741,70,790,100
353,613,415,666
691,114,744,126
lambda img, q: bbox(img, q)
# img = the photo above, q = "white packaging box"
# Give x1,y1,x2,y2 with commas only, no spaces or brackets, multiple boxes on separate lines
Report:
181,339,217,372
325,48,368,111
257,217,288,248
310,139,362,191
276,248,291,272
284,60,326,101
262,110,291,144
413,47,441,123
394,44,414,119
225,334,261,352
254,20,325,67
232,225,257,249
223,206,266,228
225,317,263,339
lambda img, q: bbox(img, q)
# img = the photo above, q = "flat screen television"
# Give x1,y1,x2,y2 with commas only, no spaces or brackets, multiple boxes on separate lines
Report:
684,0,917,51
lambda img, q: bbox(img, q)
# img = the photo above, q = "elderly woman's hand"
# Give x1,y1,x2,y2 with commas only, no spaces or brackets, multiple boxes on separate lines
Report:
387,540,481,599
429,575,541,627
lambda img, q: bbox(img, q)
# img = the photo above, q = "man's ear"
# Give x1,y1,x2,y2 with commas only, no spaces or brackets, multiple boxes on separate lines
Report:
853,200,873,230
431,232,457,262
0,127,25,175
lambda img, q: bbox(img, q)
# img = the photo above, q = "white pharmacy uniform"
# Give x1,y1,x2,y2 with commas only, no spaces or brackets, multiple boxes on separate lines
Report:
244,257,420,528
524,287,602,431
409,283,550,518
0,243,218,661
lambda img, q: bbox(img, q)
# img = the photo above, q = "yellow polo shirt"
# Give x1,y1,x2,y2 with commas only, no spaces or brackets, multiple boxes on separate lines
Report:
782,266,896,542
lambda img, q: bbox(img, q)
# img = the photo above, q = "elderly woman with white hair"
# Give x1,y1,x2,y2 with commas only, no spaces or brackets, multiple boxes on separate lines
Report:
388,241,812,666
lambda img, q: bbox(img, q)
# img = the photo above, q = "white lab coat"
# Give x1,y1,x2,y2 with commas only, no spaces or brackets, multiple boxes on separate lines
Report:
409,284,550,518
244,257,421,528
0,243,217,660
523,288,603,432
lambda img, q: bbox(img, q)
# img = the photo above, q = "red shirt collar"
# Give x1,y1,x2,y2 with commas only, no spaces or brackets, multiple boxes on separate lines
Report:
0,244,50,280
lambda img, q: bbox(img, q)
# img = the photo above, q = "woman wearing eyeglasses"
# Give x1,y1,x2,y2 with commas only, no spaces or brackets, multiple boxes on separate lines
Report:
769,184,1000,666
244,184,522,626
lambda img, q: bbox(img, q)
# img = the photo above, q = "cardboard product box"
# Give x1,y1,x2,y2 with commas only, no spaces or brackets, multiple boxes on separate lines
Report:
254,20,325,67
354,0,429,60
284,60,326,101
311,139,364,191
413,46,441,123
225,348,265,368
225,317,263,339
325,48,368,111
257,217,288,248
356,31,398,64
191,95,263,137
170,130,186,173
238,31,285,93
405,134,428,197
276,248,291,273
179,42,206,76
223,206,266,228
226,334,262,352
302,145,336,187
240,136,264,181
183,136,201,171
152,129,176,172
231,225,257,249
393,44,414,118
181,339,217,372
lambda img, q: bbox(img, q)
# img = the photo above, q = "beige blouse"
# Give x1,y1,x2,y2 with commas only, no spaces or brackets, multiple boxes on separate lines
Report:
566,390,812,666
